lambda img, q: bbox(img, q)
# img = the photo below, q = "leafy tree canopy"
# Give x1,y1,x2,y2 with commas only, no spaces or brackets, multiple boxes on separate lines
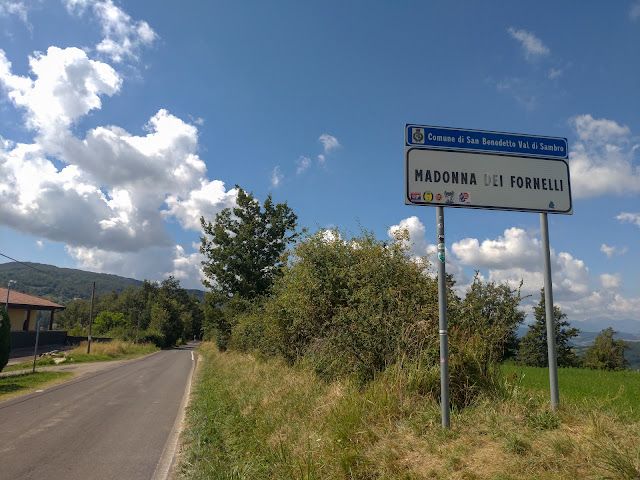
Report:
93,311,129,335
56,277,203,347
582,327,630,371
199,186,303,300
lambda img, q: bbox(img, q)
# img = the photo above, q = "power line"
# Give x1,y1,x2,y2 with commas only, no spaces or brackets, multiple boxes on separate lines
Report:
0,252,52,275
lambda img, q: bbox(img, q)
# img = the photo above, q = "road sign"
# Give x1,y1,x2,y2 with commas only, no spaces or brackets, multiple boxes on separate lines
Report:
405,124,572,426
405,125,572,214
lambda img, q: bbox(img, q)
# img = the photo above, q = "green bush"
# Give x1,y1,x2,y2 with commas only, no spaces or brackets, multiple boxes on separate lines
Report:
67,323,88,336
137,329,166,348
0,306,10,373
231,228,441,380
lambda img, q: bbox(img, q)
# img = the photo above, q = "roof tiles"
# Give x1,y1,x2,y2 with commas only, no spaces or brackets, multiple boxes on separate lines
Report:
0,288,65,309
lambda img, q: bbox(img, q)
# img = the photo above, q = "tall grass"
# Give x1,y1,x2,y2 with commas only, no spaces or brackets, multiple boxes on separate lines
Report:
68,340,155,356
178,343,640,480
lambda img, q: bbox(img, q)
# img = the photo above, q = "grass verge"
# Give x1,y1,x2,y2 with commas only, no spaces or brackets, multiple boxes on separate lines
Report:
178,343,640,480
4,340,158,372
0,371,74,401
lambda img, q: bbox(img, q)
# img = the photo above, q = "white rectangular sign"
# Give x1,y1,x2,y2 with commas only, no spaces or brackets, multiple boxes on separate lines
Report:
405,148,572,214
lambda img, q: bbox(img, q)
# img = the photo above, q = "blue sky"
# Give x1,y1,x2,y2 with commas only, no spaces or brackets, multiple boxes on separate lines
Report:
0,1,639,332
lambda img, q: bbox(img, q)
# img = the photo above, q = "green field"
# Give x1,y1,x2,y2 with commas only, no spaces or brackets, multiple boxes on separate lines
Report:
502,363,640,420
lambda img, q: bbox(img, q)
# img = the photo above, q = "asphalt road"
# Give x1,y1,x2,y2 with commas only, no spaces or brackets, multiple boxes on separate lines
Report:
0,344,197,480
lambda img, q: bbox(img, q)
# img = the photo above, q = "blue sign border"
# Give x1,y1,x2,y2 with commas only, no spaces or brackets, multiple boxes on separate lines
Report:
406,124,568,159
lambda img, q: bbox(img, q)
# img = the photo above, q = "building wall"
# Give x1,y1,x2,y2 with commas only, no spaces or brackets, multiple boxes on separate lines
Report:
8,309,33,331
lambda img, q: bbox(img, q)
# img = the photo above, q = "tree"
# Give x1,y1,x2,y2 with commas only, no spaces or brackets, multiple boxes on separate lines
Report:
0,306,10,373
199,186,303,300
56,299,90,330
147,277,193,347
582,327,629,371
518,290,580,367
92,311,129,335
456,273,525,362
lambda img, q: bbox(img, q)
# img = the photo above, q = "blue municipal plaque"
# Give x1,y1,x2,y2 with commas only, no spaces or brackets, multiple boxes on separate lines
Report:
406,124,568,159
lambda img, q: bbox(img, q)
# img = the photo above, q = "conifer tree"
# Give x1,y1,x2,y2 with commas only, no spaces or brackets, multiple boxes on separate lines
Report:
518,289,580,367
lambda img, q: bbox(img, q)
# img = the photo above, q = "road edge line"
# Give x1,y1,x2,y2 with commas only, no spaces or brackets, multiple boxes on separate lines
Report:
151,347,198,480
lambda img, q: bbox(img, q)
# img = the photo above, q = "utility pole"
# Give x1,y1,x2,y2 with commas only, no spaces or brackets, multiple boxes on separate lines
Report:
135,309,141,344
87,282,95,354
32,316,41,373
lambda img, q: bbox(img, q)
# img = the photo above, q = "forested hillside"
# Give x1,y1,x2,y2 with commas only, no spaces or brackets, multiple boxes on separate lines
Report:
626,341,640,369
0,262,203,304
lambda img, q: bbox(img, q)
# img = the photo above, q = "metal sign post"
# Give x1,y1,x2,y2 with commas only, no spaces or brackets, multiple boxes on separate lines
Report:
436,206,450,428
540,213,560,409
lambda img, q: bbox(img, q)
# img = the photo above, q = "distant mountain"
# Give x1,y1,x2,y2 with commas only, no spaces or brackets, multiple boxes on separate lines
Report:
571,330,640,346
517,325,640,341
0,262,204,304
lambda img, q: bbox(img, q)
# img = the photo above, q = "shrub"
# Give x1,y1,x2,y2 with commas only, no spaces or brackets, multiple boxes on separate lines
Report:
228,229,441,379
138,329,166,348
67,323,88,336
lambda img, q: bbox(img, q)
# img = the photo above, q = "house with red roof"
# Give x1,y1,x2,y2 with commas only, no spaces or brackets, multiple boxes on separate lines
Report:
1,287,65,331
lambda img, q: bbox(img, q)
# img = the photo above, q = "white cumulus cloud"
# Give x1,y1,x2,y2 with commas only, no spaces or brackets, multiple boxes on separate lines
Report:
163,181,238,231
507,27,550,60
296,155,311,175
617,212,640,228
568,114,640,198
600,273,622,289
318,133,340,153
0,1,30,28
600,243,628,259
452,227,591,302
270,165,283,188
65,0,157,63
0,47,121,134
65,243,205,288
451,227,541,270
